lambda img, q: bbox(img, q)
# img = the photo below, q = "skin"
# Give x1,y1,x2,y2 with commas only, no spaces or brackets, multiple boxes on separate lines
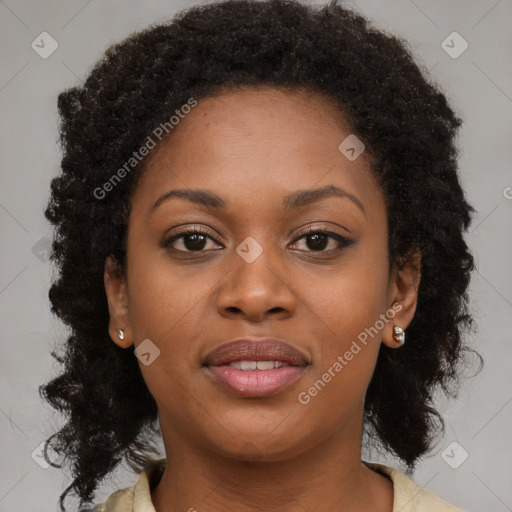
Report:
104,86,421,512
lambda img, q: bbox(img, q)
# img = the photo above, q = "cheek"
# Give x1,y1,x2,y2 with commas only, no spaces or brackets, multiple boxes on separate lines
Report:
302,253,389,344
124,251,221,411
296,287,384,429
126,247,215,342
294,245,389,411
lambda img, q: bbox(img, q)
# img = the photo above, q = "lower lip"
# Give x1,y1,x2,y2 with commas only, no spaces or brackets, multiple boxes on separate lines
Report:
206,365,306,397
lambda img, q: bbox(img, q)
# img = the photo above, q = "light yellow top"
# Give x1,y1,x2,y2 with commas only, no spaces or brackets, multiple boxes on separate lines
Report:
92,458,464,512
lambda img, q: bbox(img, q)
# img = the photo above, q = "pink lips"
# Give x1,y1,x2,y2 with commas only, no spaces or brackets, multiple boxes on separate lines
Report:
203,337,309,398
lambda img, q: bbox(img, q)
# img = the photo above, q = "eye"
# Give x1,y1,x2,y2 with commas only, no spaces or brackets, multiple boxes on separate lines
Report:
162,226,223,253
161,225,353,256
290,226,353,254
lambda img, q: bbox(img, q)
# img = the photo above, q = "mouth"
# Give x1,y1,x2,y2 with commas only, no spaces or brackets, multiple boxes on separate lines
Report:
203,337,309,398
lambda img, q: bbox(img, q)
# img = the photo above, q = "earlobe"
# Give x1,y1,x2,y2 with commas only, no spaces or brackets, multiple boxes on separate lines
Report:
104,256,132,348
383,247,421,349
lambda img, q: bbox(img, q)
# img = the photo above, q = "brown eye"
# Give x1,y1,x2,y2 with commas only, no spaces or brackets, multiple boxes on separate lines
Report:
290,227,353,254
162,227,223,253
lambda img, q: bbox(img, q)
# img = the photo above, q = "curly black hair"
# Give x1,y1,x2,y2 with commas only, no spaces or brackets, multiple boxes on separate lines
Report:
39,0,482,510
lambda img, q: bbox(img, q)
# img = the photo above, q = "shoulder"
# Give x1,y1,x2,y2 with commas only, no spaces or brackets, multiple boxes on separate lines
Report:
91,488,134,512
364,461,465,512
91,458,166,512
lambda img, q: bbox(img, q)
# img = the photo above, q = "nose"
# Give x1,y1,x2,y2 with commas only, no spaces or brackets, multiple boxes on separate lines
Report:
216,244,297,322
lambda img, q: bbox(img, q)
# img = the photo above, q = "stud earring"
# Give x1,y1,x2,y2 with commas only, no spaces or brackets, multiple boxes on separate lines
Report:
393,325,405,346
117,329,125,340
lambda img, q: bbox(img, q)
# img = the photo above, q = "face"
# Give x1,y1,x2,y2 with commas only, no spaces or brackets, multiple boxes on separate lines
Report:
104,86,420,462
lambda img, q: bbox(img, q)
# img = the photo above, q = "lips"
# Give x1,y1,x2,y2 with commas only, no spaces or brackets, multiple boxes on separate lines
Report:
203,337,309,398
203,337,309,367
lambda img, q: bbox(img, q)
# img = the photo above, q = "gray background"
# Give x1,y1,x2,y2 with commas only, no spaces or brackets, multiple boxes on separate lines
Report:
1,0,511,511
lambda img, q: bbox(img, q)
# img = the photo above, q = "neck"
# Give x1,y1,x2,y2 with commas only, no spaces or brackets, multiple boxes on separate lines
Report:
151,414,393,512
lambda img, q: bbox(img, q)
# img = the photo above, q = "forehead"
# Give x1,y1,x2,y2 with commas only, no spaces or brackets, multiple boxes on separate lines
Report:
131,86,382,216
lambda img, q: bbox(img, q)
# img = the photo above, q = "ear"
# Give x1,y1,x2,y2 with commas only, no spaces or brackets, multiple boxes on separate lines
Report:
382,247,421,349
104,255,132,348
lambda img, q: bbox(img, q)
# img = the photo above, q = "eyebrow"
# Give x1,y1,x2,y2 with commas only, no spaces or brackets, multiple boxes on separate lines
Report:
151,184,366,217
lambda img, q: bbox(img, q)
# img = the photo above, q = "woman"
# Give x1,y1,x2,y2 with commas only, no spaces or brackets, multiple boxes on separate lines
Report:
40,0,480,510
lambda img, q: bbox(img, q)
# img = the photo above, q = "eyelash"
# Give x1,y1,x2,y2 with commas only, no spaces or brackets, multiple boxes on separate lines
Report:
161,225,353,256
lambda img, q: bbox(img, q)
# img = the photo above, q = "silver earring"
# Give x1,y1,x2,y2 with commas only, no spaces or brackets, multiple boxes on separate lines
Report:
393,326,405,346
117,329,125,340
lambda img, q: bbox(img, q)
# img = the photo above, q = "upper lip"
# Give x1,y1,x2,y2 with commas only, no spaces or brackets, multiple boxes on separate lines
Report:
204,337,309,367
